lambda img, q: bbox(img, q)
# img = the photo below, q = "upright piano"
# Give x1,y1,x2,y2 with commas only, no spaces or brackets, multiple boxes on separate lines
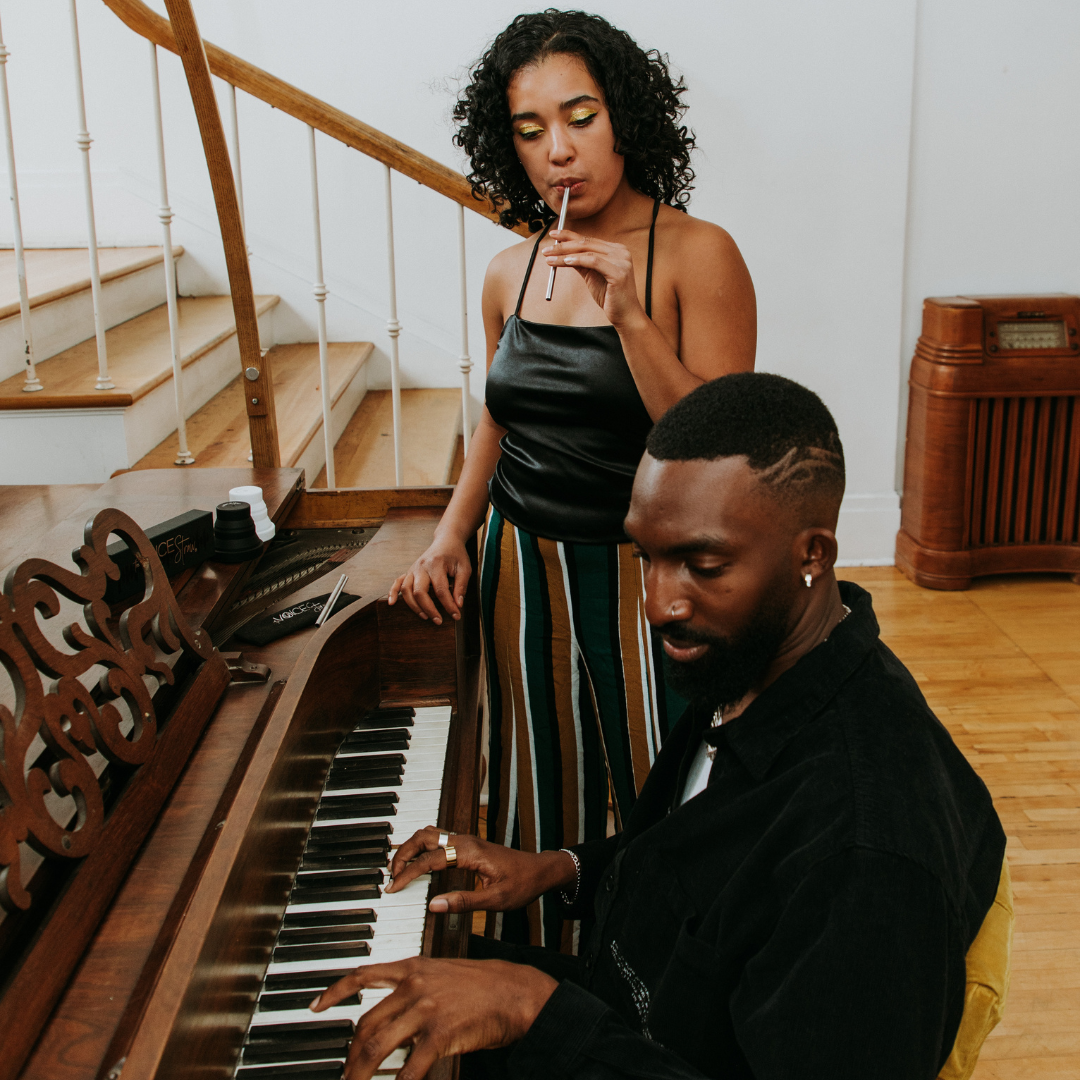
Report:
0,468,482,1080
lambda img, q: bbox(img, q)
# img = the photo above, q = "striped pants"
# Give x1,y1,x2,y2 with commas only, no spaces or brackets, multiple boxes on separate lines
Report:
479,507,683,948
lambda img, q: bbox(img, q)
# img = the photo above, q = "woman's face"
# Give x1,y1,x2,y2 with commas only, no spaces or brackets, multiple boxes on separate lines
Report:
506,53,625,219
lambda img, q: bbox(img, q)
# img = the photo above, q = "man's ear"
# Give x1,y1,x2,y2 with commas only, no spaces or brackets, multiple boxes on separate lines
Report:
797,527,838,585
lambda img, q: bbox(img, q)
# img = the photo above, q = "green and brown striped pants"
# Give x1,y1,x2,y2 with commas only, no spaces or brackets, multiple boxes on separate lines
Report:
479,507,683,948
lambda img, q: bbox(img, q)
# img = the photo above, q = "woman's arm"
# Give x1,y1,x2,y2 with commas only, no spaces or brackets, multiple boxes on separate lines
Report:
543,216,755,420
387,250,513,623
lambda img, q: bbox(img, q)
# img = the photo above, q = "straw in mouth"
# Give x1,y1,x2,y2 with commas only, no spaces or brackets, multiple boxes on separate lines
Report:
545,185,572,302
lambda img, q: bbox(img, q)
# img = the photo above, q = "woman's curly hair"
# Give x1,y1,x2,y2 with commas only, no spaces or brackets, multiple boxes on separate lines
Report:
454,10,696,232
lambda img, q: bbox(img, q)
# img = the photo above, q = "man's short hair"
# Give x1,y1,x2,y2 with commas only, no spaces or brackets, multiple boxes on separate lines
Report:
646,373,846,509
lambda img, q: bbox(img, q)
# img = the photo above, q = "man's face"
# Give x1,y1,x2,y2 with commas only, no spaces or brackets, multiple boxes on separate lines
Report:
624,454,802,708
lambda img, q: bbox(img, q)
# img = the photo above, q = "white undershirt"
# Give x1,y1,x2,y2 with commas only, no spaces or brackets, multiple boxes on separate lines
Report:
679,733,715,805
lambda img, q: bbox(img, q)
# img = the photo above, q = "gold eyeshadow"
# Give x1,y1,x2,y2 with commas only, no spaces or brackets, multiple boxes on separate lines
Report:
568,107,598,124
517,122,544,138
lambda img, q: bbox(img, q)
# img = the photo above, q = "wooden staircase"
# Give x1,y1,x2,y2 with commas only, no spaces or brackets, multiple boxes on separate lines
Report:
0,248,464,488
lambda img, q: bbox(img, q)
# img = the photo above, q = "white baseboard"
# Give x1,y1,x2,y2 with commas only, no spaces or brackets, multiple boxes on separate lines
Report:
835,491,900,567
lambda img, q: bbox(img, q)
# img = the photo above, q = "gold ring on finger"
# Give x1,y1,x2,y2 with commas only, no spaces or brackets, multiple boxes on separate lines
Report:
444,846,457,868
437,830,450,848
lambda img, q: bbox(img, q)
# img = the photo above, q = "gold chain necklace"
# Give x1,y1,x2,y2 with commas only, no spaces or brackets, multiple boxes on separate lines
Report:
705,604,851,762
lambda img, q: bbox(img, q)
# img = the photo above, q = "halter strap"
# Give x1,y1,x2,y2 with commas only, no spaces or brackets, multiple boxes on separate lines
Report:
513,198,661,318
645,197,660,319
514,220,554,317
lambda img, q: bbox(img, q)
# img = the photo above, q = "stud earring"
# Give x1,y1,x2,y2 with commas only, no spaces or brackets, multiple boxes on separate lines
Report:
804,573,813,588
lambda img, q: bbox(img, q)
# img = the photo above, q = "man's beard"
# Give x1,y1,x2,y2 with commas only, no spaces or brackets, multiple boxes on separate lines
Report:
661,598,790,710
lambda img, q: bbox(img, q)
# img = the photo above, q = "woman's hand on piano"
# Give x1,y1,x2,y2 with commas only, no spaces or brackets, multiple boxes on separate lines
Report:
310,956,558,1080
388,535,472,625
385,826,577,914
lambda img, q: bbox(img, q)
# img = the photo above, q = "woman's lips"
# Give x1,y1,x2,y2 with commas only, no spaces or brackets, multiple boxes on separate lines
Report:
555,180,585,196
662,637,709,663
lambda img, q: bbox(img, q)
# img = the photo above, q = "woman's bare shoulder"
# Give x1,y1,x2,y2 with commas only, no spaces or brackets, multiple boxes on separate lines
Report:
483,233,542,318
657,205,744,264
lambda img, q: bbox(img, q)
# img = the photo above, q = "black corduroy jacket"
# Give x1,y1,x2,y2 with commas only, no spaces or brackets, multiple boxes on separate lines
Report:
507,582,1005,1080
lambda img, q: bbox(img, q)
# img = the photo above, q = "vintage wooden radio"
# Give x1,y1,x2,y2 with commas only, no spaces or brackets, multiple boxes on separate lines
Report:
897,294,1080,589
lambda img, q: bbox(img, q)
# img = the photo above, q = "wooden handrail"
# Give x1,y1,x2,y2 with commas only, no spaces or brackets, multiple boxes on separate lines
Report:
162,0,280,467
101,0,527,234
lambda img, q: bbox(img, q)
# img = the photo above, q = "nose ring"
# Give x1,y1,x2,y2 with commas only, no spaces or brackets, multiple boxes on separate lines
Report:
670,604,677,618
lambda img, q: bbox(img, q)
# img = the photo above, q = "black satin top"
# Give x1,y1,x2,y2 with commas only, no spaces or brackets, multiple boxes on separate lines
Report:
485,201,659,544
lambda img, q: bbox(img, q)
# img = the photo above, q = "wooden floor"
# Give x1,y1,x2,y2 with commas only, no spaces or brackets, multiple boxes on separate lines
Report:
843,567,1080,1079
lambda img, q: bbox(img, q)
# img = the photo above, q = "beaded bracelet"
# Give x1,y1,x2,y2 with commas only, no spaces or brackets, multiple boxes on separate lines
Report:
558,847,582,906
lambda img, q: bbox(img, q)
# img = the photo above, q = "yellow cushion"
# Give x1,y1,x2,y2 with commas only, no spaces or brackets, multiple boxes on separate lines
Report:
938,858,1013,1080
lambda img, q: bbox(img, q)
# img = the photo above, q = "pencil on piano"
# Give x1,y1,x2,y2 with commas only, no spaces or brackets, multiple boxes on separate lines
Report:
316,574,348,626
545,185,571,302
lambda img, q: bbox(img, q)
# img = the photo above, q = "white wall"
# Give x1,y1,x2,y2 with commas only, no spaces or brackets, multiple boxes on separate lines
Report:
2,1,1077,562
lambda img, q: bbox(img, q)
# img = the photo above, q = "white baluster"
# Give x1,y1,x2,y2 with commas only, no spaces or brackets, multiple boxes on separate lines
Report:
384,164,403,487
149,42,193,464
308,125,335,488
456,202,471,456
67,0,111,390
226,82,248,247
0,9,41,391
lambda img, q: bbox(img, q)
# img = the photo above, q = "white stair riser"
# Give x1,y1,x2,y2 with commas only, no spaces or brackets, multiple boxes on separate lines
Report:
0,258,176,383
0,305,275,485
0,408,128,485
292,362,369,481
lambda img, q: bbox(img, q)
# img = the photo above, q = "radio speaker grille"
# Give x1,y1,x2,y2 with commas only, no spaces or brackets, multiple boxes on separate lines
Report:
967,395,1080,548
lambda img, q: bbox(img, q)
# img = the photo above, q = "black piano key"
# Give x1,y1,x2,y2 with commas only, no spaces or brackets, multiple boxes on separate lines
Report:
325,772,402,791
263,968,355,992
278,924,374,945
298,868,383,885
273,940,371,963
259,990,361,1012
317,793,398,816
343,725,411,740
342,730,410,750
301,851,387,871
282,909,377,931
305,835,390,855
330,756,406,774
307,823,392,844
315,803,396,821
289,884,381,904
242,1020,354,1063
326,765,404,784
334,751,406,766
246,1020,355,1041
237,1063,343,1079
242,1039,350,1064
351,708,415,729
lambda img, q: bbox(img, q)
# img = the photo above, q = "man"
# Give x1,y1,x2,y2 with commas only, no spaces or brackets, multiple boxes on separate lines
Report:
313,373,1007,1080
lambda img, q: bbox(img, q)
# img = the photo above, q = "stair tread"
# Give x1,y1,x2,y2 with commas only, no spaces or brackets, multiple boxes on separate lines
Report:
131,342,373,471
0,294,279,408
314,388,462,488
0,246,183,321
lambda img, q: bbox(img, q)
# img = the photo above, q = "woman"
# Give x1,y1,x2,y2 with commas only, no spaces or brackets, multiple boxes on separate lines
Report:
389,10,755,947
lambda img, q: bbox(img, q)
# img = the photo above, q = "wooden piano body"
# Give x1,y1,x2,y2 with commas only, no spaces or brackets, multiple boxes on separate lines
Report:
0,468,482,1080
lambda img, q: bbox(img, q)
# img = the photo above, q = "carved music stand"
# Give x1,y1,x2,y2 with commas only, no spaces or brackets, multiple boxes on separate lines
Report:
0,508,230,1080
